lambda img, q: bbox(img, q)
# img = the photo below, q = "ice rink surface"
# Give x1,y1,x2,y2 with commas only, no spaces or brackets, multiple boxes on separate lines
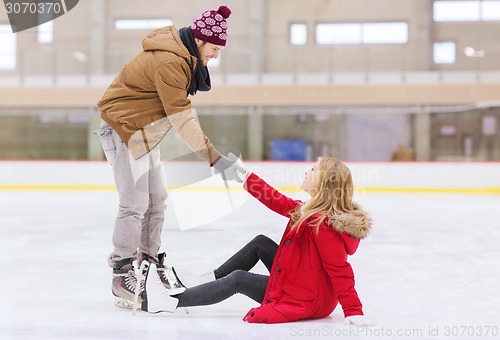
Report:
1,181,500,339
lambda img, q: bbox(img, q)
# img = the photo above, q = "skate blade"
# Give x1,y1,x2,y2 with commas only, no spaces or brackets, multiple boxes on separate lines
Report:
114,297,134,309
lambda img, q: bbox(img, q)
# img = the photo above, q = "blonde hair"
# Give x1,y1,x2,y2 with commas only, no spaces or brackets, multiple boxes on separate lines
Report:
290,157,355,233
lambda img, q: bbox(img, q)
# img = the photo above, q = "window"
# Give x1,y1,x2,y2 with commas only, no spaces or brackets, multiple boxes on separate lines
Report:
434,42,456,64
362,23,408,44
0,25,16,70
434,1,480,21
434,0,500,21
290,23,307,45
317,23,361,44
482,0,500,20
38,21,53,43
316,22,408,45
38,10,54,43
115,19,173,30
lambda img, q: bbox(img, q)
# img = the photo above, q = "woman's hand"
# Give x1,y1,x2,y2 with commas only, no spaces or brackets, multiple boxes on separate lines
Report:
344,315,376,326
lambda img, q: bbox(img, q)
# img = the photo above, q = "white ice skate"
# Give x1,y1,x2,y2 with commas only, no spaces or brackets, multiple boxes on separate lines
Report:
172,266,215,288
142,263,180,313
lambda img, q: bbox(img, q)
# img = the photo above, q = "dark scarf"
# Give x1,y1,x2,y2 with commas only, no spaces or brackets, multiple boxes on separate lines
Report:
178,27,211,96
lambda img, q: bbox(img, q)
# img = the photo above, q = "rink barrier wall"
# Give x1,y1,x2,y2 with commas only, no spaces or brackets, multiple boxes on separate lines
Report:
0,161,499,194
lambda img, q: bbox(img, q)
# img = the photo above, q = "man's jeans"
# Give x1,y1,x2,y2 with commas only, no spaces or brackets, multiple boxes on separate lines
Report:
97,121,167,268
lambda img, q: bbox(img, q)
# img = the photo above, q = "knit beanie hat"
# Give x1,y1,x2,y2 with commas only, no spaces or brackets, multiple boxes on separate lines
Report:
191,6,231,46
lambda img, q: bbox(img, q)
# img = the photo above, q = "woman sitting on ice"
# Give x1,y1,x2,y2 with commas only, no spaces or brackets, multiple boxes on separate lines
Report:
140,157,373,325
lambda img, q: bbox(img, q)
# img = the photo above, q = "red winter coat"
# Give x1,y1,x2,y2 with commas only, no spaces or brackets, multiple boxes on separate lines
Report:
242,173,372,324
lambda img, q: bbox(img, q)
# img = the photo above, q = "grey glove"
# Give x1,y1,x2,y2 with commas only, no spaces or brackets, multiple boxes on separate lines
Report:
213,152,246,183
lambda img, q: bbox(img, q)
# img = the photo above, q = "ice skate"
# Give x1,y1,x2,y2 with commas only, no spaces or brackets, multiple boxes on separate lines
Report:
139,252,186,294
172,266,216,288
141,262,180,313
112,258,143,309
156,252,186,295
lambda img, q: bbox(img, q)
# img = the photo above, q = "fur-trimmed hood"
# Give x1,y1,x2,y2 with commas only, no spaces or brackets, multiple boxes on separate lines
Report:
330,203,372,240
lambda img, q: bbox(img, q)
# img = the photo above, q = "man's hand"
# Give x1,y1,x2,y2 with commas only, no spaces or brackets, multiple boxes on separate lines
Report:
213,152,247,183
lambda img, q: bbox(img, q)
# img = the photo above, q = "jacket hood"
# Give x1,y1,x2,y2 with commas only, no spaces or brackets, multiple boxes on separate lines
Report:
142,25,191,61
330,203,372,255
331,203,372,240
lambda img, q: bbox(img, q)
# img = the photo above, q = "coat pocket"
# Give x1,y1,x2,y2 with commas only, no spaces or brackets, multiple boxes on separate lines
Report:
94,127,116,165
281,282,315,302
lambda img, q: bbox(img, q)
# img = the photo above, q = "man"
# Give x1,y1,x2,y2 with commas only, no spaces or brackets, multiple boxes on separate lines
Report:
96,5,240,308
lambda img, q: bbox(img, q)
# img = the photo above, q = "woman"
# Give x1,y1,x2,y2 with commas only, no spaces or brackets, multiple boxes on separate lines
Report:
140,157,373,325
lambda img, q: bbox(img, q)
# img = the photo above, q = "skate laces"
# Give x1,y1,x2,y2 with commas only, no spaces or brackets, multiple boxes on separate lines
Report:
152,264,171,297
113,259,142,295
158,267,184,290
123,270,139,292
200,272,213,279
119,263,145,295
